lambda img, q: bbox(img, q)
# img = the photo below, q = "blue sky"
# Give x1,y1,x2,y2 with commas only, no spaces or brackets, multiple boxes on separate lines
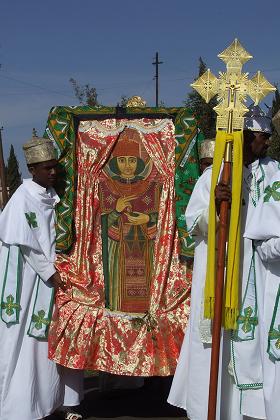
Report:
1,0,279,176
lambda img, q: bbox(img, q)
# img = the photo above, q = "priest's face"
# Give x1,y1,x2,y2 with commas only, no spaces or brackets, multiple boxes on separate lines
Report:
200,157,213,173
28,159,58,188
251,131,270,158
243,130,270,164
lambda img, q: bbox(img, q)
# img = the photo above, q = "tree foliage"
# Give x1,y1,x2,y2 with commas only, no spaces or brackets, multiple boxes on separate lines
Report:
268,86,280,161
185,57,217,138
69,78,99,106
6,145,22,197
119,95,128,106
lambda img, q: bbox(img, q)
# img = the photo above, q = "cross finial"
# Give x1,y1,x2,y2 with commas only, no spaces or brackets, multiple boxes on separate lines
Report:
191,39,275,132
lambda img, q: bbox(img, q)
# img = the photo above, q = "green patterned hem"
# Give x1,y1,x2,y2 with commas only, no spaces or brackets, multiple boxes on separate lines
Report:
231,335,263,390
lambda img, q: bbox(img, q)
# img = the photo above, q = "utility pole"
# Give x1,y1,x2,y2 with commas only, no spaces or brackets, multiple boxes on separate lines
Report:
152,52,163,107
0,127,8,207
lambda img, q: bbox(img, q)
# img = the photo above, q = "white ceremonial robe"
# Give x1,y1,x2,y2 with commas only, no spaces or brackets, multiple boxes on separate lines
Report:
168,157,279,420
245,170,280,420
0,179,83,420
231,158,280,419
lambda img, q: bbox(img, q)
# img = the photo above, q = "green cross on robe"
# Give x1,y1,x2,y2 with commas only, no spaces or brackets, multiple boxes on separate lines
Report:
31,310,50,330
269,325,280,349
264,181,280,202
25,212,38,228
2,294,20,316
237,306,258,333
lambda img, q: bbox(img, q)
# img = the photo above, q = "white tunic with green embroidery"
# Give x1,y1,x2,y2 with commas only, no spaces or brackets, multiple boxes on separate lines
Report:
0,179,63,420
168,157,279,420
245,171,280,420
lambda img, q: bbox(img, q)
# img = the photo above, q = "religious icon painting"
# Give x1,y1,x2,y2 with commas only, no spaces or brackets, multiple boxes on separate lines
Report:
44,105,203,375
99,126,161,314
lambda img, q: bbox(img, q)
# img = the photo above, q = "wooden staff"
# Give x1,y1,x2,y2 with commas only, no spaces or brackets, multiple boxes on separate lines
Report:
207,139,232,420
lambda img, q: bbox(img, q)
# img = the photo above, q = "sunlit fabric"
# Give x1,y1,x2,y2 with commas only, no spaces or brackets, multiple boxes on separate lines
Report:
48,117,192,375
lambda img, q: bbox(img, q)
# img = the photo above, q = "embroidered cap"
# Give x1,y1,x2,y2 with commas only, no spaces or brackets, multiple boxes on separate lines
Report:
199,139,215,159
23,131,56,165
244,104,272,134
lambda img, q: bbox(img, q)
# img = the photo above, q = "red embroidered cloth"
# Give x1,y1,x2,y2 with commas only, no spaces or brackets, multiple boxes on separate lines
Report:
49,118,192,376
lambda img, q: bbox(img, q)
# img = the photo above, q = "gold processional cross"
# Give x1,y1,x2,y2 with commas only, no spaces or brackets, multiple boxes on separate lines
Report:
191,38,275,132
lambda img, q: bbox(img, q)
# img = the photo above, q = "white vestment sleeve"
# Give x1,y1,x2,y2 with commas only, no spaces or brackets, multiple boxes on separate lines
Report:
255,238,280,263
197,207,209,237
185,167,213,237
20,245,56,282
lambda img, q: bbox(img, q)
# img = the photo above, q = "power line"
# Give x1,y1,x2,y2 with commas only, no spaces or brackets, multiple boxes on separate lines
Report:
0,72,155,96
0,69,279,101
0,73,75,99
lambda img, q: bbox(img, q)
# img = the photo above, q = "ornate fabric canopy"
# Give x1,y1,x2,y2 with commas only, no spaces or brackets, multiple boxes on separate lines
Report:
44,106,203,375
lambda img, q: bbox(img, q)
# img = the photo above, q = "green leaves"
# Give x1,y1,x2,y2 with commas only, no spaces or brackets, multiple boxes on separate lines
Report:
6,144,22,198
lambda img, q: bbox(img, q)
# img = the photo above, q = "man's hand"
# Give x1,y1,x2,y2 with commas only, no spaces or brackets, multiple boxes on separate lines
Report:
49,271,67,291
215,183,231,215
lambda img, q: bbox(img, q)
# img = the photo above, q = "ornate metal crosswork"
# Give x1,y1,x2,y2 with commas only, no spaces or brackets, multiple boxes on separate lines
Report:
126,96,147,107
191,38,275,131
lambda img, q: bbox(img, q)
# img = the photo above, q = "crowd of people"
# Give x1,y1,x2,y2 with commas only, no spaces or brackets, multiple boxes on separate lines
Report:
0,103,280,420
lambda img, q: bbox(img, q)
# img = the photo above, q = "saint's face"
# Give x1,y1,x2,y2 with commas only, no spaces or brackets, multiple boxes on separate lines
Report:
116,156,137,178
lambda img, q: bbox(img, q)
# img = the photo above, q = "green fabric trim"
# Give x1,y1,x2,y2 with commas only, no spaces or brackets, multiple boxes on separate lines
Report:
231,336,263,390
1,247,11,322
185,215,200,236
27,276,54,339
234,251,258,341
27,277,40,337
250,164,265,207
44,106,202,255
267,284,280,361
1,246,21,324
15,249,22,322
175,117,204,258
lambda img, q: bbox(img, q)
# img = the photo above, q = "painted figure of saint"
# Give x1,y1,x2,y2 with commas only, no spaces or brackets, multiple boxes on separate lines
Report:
99,128,161,313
